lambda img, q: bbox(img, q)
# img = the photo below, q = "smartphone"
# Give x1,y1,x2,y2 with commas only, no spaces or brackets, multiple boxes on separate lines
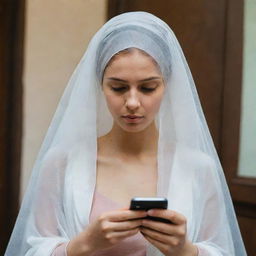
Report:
130,197,172,224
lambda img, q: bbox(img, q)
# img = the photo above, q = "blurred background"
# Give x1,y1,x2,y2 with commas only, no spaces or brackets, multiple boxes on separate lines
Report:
1,0,255,254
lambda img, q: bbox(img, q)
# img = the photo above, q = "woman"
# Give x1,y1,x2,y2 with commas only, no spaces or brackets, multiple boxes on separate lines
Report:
5,12,246,256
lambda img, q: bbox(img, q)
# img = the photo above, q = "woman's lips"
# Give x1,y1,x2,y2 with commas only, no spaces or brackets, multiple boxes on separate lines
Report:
122,115,144,123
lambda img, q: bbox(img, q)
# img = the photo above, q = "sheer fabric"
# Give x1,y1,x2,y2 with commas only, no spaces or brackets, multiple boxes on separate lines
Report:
51,243,68,256
5,11,246,256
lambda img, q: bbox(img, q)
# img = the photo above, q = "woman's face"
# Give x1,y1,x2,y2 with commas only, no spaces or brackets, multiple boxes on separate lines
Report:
102,49,165,133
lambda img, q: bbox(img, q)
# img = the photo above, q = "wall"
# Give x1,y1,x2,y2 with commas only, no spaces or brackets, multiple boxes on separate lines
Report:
21,0,107,198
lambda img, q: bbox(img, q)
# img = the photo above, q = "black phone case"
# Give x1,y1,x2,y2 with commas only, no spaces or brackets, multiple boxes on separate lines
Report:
130,197,168,210
130,197,173,224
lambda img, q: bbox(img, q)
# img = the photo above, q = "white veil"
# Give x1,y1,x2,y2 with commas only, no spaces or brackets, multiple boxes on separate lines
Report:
5,11,246,256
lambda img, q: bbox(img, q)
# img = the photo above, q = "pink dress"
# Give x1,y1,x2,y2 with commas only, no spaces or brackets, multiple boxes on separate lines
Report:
51,191,147,256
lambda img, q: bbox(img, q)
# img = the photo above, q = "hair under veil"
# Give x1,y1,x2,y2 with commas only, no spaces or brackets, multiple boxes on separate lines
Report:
5,11,246,256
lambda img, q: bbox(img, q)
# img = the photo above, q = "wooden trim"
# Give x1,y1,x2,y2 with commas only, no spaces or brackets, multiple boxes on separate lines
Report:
231,184,256,204
222,0,244,182
0,0,24,253
222,0,256,204
232,177,256,186
234,201,256,219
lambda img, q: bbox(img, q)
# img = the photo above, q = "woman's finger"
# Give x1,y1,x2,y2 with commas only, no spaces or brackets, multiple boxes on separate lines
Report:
140,226,175,245
142,233,170,255
102,219,143,232
141,219,178,235
103,209,147,222
104,227,140,244
147,209,186,225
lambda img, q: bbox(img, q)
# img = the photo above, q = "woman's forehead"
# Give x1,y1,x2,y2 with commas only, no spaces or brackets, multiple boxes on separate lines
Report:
103,49,163,81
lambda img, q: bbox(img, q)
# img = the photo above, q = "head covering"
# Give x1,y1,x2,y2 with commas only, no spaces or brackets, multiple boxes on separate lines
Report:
5,11,246,256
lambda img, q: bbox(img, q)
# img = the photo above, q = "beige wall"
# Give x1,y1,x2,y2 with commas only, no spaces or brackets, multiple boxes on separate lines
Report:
21,0,107,198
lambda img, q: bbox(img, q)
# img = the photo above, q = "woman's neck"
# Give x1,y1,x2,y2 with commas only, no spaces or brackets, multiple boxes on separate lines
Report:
99,121,159,159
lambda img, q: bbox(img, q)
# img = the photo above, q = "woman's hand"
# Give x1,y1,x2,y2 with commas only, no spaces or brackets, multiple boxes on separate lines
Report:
140,209,198,256
67,209,147,256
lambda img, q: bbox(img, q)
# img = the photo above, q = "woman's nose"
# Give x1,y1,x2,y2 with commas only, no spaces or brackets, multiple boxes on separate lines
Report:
125,91,141,110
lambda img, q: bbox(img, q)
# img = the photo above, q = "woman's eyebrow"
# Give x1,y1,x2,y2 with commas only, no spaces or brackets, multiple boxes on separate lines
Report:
106,77,128,83
138,77,162,82
106,77,161,83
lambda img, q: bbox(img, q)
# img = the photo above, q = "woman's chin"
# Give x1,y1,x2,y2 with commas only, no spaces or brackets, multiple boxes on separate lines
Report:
117,122,151,133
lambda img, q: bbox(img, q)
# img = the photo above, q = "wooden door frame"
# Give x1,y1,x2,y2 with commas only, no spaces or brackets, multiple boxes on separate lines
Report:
0,0,24,253
222,0,256,203
221,1,256,252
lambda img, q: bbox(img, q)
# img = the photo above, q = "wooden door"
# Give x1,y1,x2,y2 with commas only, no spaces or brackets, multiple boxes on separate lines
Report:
108,0,256,255
0,0,24,254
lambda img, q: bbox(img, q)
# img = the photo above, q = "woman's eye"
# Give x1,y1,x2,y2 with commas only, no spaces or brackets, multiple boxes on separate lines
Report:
111,87,127,92
110,86,156,93
141,87,156,92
